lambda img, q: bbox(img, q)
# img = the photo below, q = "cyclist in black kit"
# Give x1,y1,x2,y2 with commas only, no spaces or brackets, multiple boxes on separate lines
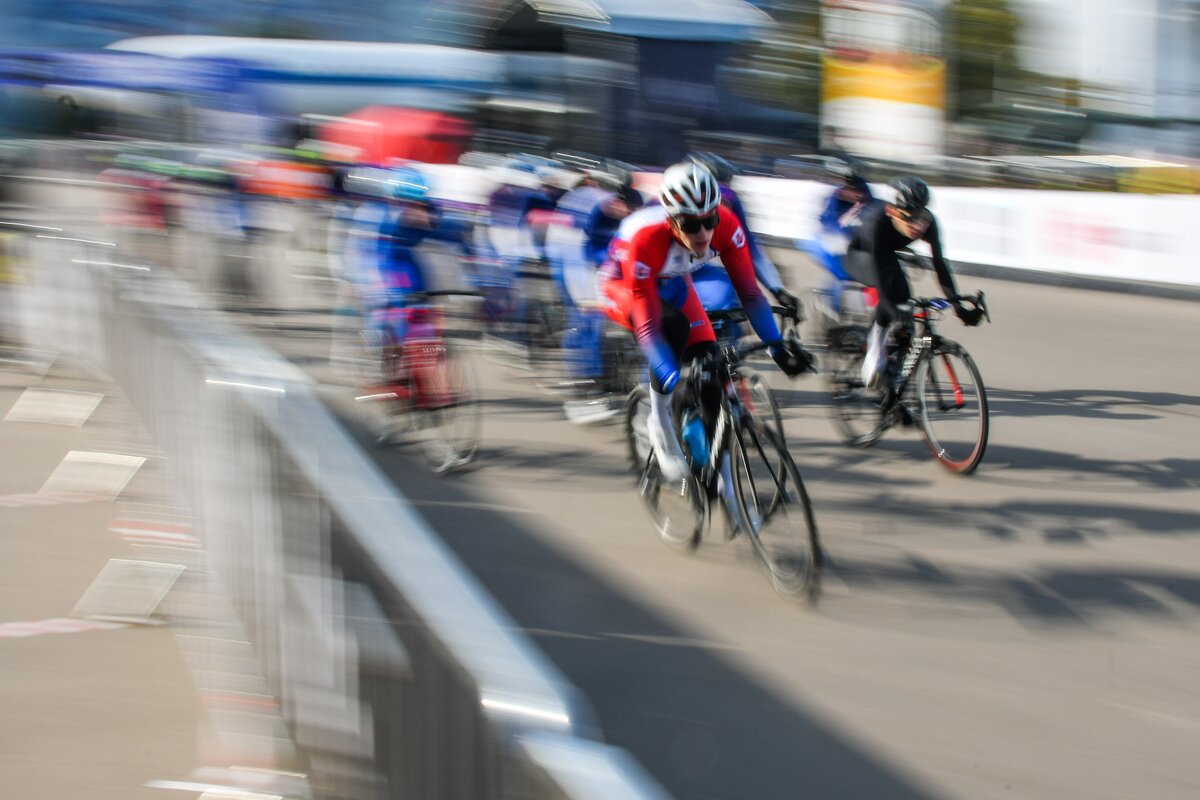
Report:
845,176,983,389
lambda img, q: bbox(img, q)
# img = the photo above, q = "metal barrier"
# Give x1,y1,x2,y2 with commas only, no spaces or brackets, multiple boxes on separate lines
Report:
13,227,671,800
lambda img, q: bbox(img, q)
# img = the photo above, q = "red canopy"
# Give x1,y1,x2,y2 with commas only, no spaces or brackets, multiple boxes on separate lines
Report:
317,106,473,165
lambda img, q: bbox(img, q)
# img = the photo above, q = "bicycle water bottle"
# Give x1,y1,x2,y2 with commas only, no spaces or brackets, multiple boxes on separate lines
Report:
681,410,709,467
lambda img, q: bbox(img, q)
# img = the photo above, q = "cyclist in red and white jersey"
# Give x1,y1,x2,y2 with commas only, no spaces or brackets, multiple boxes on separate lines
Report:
602,161,812,482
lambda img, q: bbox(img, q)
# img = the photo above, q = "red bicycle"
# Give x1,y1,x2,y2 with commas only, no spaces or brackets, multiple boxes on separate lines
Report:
354,291,481,473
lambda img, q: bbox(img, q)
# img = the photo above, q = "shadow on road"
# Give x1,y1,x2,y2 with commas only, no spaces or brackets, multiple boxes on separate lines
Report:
340,410,942,800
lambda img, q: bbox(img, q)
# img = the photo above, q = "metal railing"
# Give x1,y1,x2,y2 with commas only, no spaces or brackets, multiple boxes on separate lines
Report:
12,224,670,800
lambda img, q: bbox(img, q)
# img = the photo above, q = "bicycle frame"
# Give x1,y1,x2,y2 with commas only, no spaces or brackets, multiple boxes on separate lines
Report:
887,301,965,419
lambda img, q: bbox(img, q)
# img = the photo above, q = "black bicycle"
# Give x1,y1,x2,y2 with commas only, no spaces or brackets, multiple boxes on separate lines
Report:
825,292,991,474
624,308,823,600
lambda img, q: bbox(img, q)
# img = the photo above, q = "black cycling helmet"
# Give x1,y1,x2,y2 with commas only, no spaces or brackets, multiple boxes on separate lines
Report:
889,175,931,211
687,151,736,184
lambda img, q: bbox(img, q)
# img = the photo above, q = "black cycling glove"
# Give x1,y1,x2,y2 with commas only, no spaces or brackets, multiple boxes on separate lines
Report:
770,339,814,377
773,287,801,319
954,304,984,327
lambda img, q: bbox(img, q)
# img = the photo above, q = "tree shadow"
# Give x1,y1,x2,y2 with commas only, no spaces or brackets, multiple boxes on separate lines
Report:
979,444,1200,490
335,407,942,800
830,555,1200,627
823,492,1200,541
988,388,1200,422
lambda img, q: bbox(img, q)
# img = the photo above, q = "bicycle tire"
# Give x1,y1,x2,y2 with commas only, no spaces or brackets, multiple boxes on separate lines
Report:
410,341,480,473
639,451,706,551
624,385,652,478
914,341,989,475
625,386,705,549
740,368,785,440
730,421,822,600
351,331,411,444
826,359,886,448
821,324,886,447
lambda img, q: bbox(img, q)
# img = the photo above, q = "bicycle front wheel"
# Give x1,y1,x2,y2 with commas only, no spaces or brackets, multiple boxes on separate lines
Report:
625,386,705,550
914,342,989,475
410,342,480,473
731,422,822,600
739,369,785,440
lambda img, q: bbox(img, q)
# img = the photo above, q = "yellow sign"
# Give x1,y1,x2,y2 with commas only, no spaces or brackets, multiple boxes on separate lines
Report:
822,55,945,109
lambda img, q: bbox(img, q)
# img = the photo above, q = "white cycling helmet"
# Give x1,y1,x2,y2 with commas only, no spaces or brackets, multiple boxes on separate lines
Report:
659,161,721,217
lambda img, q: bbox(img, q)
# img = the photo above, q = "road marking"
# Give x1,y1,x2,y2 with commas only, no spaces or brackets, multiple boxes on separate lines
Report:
111,519,199,548
71,558,186,624
0,616,128,638
39,451,145,500
0,491,99,507
4,387,103,426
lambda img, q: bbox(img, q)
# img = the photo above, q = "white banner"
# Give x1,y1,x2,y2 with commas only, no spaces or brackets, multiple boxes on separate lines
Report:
732,176,1199,288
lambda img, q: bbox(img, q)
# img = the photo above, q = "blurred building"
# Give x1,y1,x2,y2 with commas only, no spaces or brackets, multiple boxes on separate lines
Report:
0,0,788,164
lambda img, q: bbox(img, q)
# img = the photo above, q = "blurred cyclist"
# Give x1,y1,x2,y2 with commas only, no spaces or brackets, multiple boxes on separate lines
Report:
684,151,801,325
478,155,567,344
845,175,982,391
807,156,877,319
602,160,812,488
344,165,473,348
542,159,644,420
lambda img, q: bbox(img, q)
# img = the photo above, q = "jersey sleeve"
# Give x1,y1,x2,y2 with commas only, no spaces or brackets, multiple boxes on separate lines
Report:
922,217,958,298
715,208,782,344
620,229,680,390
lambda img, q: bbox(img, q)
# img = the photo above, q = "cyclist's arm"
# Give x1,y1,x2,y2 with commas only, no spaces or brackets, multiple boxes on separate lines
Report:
922,216,959,299
723,189,785,293
623,233,681,391
717,213,783,344
818,194,845,234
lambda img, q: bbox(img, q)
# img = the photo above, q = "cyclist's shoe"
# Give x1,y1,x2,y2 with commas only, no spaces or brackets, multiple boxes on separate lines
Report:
861,358,886,391
563,395,619,425
648,414,690,483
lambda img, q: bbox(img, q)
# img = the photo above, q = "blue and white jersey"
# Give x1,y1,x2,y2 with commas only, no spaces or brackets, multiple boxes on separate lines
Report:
546,185,632,305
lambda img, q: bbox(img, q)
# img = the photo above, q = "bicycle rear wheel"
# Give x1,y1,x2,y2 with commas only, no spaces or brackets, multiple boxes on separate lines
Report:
826,361,885,448
823,325,885,447
625,386,705,550
351,332,412,443
410,341,480,473
914,342,989,474
730,421,822,600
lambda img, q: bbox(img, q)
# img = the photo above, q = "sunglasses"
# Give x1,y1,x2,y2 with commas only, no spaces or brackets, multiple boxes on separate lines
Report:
896,209,931,226
672,214,719,234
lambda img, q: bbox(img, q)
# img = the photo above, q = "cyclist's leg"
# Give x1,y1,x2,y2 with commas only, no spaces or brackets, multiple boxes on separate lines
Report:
560,248,604,385
854,252,911,389
644,279,717,481
608,276,700,481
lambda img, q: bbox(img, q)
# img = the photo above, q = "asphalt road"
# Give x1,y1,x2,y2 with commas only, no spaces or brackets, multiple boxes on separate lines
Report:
22,178,1200,799
251,254,1200,800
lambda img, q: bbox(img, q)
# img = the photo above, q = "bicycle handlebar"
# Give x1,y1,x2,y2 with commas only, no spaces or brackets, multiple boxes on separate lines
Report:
706,304,801,328
897,292,990,324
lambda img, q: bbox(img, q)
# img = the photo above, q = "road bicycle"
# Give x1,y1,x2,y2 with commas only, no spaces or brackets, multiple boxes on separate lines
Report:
824,292,991,474
624,308,823,600
353,290,481,473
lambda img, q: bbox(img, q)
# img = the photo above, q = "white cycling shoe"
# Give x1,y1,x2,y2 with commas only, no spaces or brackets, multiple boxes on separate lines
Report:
647,414,691,483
